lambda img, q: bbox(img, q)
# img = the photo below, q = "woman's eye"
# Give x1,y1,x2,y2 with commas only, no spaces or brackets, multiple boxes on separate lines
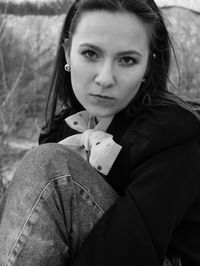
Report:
82,50,98,59
120,57,137,66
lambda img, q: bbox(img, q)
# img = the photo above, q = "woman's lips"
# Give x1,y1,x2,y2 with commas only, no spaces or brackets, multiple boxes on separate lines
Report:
90,94,114,100
89,94,115,104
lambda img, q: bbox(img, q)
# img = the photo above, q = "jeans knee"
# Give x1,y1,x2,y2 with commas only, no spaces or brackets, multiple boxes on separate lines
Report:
26,143,71,162
13,143,73,186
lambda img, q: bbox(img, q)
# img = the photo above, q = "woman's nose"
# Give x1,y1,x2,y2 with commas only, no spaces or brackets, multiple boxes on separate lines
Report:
94,61,115,88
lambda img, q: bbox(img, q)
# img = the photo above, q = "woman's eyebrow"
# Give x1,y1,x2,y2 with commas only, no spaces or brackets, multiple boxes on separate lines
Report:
79,43,142,56
79,43,102,52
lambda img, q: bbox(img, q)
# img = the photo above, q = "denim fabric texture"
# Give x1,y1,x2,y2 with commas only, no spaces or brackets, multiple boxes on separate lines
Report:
0,144,118,265
0,143,176,265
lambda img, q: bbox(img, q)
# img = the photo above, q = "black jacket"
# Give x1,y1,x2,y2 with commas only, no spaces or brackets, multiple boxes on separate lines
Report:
39,104,200,266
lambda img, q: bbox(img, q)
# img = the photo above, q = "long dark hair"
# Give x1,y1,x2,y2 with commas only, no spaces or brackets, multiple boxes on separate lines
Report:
45,0,199,129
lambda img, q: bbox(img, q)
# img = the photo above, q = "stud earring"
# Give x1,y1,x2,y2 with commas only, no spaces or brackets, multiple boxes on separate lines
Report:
64,63,70,72
142,78,146,83
153,53,156,59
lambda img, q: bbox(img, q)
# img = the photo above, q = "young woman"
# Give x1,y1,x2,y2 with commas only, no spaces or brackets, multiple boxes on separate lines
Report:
1,0,200,265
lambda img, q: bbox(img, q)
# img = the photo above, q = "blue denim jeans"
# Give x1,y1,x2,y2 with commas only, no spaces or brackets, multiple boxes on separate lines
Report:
0,143,118,265
0,143,176,266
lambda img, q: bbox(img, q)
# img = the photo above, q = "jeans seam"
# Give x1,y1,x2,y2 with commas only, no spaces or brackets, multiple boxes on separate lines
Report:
72,180,105,214
5,174,71,266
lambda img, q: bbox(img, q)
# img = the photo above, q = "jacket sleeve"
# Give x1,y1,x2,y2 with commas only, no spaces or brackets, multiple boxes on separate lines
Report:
70,138,200,266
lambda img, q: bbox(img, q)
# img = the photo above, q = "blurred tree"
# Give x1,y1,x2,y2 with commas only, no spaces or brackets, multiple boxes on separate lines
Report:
0,6,37,189
0,28,33,137
0,0,72,200
165,7,200,99
0,0,72,15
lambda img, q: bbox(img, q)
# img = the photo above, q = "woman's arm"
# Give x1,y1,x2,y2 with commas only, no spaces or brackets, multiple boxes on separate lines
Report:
70,137,200,266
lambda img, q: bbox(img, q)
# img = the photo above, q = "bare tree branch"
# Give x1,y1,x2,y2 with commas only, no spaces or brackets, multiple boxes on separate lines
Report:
0,109,8,133
0,0,72,15
34,118,41,134
0,1,8,39
0,46,8,93
2,60,25,108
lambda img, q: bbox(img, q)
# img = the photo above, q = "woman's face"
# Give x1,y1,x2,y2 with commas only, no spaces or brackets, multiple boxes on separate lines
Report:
65,11,150,120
